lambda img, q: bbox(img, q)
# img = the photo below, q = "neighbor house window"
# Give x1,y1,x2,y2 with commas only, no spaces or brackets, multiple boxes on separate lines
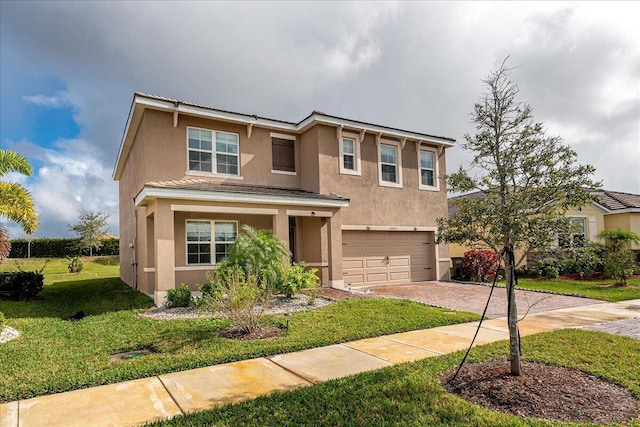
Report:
187,127,239,176
214,222,237,263
378,142,402,187
186,220,237,264
271,133,296,173
559,217,586,249
339,136,361,175
418,148,438,190
186,221,212,264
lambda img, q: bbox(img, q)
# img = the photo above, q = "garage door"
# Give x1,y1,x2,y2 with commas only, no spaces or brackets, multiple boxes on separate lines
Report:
342,231,434,286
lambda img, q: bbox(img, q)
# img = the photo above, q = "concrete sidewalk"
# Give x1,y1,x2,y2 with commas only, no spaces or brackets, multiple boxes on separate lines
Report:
2,299,639,427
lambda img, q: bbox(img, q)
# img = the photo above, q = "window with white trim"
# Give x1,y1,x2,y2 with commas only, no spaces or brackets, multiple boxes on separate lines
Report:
339,137,361,175
378,142,402,187
214,222,237,263
418,148,438,190
186,220,237,265
559,217,586,249
187,127,239,175
186,221,212,264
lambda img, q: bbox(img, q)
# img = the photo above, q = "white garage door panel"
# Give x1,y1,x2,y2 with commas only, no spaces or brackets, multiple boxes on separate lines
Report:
342,231,434,286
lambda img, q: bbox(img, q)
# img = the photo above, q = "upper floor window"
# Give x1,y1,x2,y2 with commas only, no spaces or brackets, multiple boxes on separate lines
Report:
339,136,361,175
186,220,237,265
418,148,439,190
271,133,296,174
187,127,239,176
378,142,402,188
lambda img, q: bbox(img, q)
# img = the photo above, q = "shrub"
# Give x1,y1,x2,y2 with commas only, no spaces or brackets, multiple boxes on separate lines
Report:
8,237,120,258
537,257,561,279
66,256,84,273
462,250,500,282
197,266,269,333
572,245,602,277
221,226,290,292
603,249,636,285
0,311,5,328
166,284,193,308
0,271,45,299
278,262,319,298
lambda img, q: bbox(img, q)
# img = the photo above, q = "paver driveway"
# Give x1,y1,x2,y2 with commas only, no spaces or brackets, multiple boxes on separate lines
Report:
363,281,605,318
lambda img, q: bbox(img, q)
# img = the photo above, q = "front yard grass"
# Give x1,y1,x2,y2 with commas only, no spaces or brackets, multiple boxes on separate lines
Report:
147,329,640,427
0,258,480,402
514,277,640,302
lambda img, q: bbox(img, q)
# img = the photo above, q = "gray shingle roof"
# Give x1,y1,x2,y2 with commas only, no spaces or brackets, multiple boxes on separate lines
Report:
145,179,349,202
594,190,640,211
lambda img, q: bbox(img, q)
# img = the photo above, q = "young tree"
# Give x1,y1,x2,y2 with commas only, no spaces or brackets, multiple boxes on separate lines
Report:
68,209,110,256
437,60,598,376
598,228,640,285
0,150,39,263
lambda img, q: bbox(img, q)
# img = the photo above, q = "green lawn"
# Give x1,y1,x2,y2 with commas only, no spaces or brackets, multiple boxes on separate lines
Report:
147,329,640,427
514,277,640,302
0,257,479,402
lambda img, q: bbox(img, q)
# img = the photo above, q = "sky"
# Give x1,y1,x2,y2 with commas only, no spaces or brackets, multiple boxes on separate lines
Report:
1,1,638,238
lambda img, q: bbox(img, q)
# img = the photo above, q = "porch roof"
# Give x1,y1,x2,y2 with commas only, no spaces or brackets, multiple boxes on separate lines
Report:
135,179,350,208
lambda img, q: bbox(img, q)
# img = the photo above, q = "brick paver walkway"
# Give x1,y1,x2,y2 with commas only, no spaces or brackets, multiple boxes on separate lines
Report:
363,281,605,318
584,318,640,340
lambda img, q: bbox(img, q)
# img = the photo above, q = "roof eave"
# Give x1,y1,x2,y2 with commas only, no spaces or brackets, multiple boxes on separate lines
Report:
134,186,350,209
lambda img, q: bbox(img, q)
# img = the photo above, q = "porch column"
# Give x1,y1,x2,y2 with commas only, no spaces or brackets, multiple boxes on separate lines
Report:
327,209,344,289
153,199,175,305
272,208,290,250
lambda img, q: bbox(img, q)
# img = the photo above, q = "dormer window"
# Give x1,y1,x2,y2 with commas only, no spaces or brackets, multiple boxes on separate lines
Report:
187,127,239,176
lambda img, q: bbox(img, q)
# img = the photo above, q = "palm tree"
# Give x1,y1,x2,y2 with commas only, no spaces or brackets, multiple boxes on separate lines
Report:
0,150,39,262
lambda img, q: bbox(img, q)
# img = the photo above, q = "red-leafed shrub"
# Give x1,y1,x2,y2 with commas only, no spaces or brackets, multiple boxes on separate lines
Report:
462,250,500,282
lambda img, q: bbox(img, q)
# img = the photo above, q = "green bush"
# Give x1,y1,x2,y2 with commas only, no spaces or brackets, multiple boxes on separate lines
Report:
278,262,319,298
221,226,290,292
66,256,84,273
604,249,636,285
538,257,560,279
0,311,5,328
166,284,193,308
0,271,45,299
8,237,120,258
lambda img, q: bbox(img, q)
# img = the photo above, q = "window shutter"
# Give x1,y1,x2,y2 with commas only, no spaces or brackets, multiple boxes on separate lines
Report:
588,216,597,241
272,137,295,172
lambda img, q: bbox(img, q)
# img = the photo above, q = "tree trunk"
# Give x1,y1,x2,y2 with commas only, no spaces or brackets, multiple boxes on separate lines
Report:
505,245,521,376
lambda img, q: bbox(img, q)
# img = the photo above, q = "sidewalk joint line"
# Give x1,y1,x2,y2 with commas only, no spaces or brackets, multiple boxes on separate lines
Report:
264,357,317,386
381,336,444,355
157,375,186,416
337,343,395,364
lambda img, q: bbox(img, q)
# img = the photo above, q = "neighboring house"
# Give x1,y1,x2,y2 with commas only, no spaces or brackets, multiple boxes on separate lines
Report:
448,188,640,264
113,93,455,304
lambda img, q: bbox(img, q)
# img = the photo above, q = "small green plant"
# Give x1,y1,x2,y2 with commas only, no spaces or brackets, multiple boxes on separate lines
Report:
66,256,84,273
278,262,319,298
166,284,193,308
197,266,270,333
0,270,45,299
538,257,560,279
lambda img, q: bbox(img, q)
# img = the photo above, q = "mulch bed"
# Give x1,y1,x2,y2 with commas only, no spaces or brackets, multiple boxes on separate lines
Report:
218,326,284,340
441,359,639,424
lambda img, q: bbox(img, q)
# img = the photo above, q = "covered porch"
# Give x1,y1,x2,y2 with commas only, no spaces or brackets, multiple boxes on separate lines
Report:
131,181,349,305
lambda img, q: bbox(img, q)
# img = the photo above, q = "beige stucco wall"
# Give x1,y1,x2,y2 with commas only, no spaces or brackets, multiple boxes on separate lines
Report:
117,109,452,292
604,212,640,250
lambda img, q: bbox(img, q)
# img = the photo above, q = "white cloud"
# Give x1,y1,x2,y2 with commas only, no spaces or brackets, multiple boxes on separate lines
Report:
22,90,75,109
4,138,118,238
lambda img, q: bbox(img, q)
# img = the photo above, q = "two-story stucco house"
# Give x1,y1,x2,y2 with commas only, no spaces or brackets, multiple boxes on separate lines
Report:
113,93,455,304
